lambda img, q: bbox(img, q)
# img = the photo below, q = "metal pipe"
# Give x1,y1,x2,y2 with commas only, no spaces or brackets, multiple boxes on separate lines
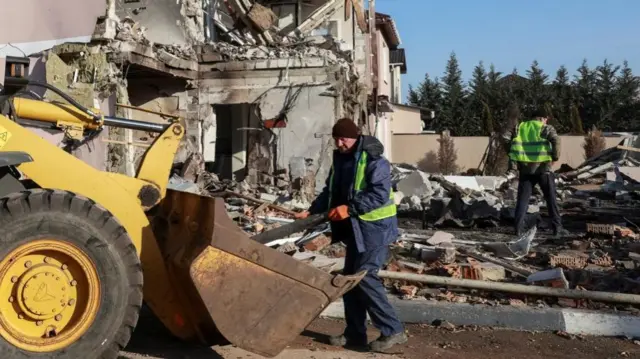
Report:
252,213,328,245
377,270,640,305
103,116,168,133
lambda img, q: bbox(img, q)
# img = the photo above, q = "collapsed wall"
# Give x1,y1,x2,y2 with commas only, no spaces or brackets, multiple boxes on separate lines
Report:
3,0,369,193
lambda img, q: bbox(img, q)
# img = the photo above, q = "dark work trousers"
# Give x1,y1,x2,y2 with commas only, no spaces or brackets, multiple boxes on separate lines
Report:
342,241,404,342
514,172,562,234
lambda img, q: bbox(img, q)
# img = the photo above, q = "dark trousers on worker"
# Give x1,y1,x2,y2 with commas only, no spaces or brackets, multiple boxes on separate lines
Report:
342,242,404,342
514,172,562,234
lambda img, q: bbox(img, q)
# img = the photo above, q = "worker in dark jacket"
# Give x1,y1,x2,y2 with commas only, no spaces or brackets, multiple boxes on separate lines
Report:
503,110,569,238
295,118,406,352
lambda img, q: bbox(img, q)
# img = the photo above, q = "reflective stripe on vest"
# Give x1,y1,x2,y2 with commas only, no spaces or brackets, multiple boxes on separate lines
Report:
508,120,553,163
328,151,397,222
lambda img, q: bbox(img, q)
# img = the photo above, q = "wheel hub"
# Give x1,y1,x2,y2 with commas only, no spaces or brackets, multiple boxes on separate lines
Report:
0,239,100,353
18,265,69,321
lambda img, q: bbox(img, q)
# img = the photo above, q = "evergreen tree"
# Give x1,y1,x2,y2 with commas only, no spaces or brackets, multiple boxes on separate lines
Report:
525,60,550,116
418,74,443,115
574,59,597,130
614,60,639,130
594,59,620,130
551,65,573,133
407,57,640,136
407,74,442,130
486,65,503,111
407,84,420,106
440,52,467,135
467,61,489,135
569,103,585,135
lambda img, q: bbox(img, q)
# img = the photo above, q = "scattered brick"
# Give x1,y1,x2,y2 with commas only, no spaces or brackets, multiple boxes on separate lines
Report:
508,298,527,307
398,285,418,299
549,251,588,269
397,260,426,274
589,250,613,267
323,242,346,258
303,235,331,252
569,240,590,251
586,223,616,235
457,262,506,281
275,242,297,255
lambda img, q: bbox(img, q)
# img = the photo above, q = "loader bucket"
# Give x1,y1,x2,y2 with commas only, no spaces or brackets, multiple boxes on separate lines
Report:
151,189,364,357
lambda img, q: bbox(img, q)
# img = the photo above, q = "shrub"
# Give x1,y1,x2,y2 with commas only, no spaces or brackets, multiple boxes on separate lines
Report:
582,126,606,159
437,130,459,175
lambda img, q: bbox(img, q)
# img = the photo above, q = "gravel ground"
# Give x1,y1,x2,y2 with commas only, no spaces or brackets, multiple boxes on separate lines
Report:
118,313,640,359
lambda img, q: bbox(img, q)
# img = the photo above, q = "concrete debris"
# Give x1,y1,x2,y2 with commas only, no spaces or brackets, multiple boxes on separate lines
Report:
246,3,279,32
396,170,433,198
527,268,570,289
115,17,149,44
426,231,455,246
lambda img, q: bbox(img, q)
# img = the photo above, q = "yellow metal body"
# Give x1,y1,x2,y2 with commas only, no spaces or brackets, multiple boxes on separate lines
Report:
0,239,99,352
12,98,102,140
0,114,198,340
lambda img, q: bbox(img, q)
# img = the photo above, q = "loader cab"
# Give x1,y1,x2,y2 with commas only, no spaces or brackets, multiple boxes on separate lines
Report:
1,56,30,96
0,56,34,197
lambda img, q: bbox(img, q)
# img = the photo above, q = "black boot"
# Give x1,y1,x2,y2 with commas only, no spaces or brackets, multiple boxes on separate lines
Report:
369,332,408,352
553,227,570,240
328,334,367,347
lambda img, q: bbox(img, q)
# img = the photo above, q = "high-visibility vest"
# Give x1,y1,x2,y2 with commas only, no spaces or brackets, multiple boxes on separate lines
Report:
328,151,397,221
508,120,553,163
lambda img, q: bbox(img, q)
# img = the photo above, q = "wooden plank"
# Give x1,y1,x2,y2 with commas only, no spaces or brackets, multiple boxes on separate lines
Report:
345,0,352,20
618,145,640,153
115,103,180,119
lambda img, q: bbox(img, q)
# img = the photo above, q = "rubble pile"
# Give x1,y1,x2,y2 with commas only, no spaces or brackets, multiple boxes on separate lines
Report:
289,136,640,313
392,164,510,228
167,153,319,238
161,135,640,314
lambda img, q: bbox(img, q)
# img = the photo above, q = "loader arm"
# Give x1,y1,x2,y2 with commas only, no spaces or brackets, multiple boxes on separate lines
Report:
0,79,365,357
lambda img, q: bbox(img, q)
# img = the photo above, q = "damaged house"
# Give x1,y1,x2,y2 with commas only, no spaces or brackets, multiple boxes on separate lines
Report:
1,0,406,201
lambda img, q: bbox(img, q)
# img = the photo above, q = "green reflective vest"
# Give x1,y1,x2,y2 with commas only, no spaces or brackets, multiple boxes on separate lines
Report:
328,151,397,221
508,120,553,163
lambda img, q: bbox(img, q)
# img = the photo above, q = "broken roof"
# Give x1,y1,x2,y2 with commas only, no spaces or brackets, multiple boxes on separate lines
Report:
390,48,406,74
375,12,401,49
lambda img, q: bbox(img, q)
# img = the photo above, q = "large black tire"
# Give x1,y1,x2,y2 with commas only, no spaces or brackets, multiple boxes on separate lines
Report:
0,189,143,359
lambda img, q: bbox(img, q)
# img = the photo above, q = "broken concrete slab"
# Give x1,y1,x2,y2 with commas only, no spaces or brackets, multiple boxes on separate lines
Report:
474,176,508,191
444,176,481,191
399,195,423,212
527,268,570,289
396,171,433,198
156,50,199,71
426,231,454,246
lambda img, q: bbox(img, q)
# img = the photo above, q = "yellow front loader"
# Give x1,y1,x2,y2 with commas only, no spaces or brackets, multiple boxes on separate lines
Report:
0,61,363,358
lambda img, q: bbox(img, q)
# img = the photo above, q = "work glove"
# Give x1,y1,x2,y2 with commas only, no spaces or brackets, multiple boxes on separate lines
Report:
294,210,310,219
328,205,350,221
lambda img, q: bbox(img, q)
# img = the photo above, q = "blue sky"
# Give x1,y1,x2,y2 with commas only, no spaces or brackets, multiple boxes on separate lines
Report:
375,0,640,103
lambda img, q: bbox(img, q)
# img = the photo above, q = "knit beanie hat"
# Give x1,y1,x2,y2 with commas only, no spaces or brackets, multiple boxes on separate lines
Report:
332,118,360,139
